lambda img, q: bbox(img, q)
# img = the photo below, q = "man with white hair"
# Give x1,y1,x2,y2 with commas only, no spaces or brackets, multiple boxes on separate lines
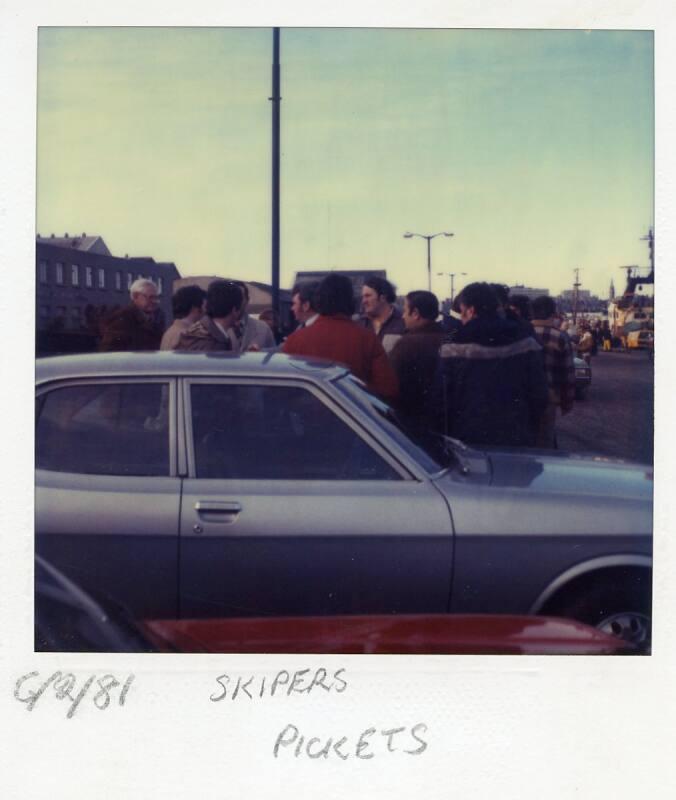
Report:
100,278,164,351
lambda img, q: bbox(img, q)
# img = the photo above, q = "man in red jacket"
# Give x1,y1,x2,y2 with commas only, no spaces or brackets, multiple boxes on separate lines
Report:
283,274,398,402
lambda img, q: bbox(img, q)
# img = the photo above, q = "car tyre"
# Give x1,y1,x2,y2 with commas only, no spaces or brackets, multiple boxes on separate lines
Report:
552,579,651,653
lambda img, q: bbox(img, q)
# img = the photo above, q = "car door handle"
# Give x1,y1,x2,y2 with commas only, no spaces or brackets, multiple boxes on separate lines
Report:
194,501,242,521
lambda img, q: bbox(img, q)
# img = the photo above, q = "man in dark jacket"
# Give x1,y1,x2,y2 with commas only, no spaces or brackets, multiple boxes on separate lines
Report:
99,278,164,352
178,281,243,352
360,275,406,352
390,290,444,432
439,282,547,447
506,293,538,341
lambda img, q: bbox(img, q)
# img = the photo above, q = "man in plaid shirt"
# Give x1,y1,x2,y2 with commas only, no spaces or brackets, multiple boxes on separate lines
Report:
531,295,576,447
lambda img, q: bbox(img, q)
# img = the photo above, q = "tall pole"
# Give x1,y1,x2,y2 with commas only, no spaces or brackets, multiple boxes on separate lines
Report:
270,28,281,320
404,231,453,291
437,271,467,306
572,267,581,324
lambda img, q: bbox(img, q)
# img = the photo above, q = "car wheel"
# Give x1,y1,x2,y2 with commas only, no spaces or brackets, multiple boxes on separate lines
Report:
551,580,651,652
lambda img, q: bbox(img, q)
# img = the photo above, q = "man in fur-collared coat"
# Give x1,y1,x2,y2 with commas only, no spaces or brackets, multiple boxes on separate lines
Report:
439,282,548,448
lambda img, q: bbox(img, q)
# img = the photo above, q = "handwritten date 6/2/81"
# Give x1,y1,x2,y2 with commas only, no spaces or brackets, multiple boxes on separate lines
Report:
14,671,134,719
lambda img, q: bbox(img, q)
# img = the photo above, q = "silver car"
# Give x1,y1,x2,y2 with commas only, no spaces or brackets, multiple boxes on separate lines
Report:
35,351,652,648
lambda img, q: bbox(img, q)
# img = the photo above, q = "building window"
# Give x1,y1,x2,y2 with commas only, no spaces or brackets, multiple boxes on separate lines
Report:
39,305,50,319
56,306,67,319
71,264,80,286
39,260,48,283
157,277,163,295
55,262,64,285
85,267,93,288
127,273,133,290
115,271,122,291
98,268,106,289
137,273,143,281
71,307,82,326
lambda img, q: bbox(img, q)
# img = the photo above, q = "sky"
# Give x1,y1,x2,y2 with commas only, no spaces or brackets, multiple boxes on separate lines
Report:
36,27,654,299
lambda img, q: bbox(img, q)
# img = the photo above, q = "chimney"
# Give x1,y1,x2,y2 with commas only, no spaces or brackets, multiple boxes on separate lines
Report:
82,232,86,237
50,233,55,238
64,232,69,237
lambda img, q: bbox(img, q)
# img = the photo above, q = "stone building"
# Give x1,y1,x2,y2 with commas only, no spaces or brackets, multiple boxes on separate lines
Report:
36,233,181,353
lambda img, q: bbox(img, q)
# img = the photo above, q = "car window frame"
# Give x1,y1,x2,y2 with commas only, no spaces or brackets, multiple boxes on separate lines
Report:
180,376,415,482
35,377,178,478
332,375,449,477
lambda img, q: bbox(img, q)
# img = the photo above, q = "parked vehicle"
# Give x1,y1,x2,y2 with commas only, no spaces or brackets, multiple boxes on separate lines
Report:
35,556,153,652
36,556,634,654
574,355,592,400
143,613,637,655
35,352,652,650
627,330,654,350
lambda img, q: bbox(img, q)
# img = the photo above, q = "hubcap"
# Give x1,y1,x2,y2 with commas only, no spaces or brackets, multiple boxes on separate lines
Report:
597,612,651,650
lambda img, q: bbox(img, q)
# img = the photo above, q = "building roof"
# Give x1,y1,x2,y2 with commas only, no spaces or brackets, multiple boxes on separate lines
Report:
37,234,111,255
172,277,292,313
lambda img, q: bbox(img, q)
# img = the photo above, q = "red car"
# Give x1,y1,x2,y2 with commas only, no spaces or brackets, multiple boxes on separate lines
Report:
142,614,635,656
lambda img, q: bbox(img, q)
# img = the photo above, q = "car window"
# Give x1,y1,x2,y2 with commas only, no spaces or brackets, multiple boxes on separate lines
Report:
335,376,444,473
36,383,169,476
189,383,401,480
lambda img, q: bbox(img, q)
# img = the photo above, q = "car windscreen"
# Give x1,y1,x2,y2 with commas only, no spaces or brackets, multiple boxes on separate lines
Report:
334,375,445,474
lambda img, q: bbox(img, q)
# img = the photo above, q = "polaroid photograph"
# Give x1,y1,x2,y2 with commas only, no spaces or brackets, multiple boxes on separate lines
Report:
3,2,675,798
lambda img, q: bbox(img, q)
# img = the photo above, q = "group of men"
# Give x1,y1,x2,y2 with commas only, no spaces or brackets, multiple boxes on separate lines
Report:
99,273,577,450
99,278,275,355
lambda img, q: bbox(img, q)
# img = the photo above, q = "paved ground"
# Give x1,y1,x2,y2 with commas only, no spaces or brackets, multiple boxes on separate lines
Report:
557,349,654,464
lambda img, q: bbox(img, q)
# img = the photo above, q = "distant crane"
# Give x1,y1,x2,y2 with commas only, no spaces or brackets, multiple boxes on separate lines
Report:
619,265,639,295
640,228,654,275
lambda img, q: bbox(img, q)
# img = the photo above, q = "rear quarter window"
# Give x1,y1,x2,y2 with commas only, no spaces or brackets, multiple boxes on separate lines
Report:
36,382,169,476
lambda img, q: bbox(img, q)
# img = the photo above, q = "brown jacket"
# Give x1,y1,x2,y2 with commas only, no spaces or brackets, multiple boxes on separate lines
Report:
178,316,233,352
99,305,164,352
389,321,444,429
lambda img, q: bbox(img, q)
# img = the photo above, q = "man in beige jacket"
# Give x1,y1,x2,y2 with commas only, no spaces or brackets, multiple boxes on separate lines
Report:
160,285,206,350
178,281,243,352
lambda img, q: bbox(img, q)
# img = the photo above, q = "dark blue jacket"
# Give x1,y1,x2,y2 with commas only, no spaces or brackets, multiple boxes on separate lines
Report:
439,315,547,447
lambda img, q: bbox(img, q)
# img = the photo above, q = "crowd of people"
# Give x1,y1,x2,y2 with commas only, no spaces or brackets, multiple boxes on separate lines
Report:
99,274,590,450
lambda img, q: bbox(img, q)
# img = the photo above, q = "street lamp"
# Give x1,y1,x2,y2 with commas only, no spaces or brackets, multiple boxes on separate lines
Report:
404,231,454,291
437,271,467,305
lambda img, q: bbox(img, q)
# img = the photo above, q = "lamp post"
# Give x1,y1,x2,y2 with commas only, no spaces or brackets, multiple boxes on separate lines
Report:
437,271,467,305
270,27,281,322
404,231,454,291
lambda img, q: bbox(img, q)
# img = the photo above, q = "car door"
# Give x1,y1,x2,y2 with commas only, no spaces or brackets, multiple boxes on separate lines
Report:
178,377,454,619
35,378,181,621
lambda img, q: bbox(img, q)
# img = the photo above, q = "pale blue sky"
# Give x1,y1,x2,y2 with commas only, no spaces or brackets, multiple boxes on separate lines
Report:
37,27,653,298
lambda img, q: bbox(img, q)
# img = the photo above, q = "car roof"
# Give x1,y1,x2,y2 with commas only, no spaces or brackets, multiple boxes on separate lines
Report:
36,350,350,385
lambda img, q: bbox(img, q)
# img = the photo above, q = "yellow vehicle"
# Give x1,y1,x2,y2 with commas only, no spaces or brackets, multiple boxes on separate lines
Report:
626,330,654,349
